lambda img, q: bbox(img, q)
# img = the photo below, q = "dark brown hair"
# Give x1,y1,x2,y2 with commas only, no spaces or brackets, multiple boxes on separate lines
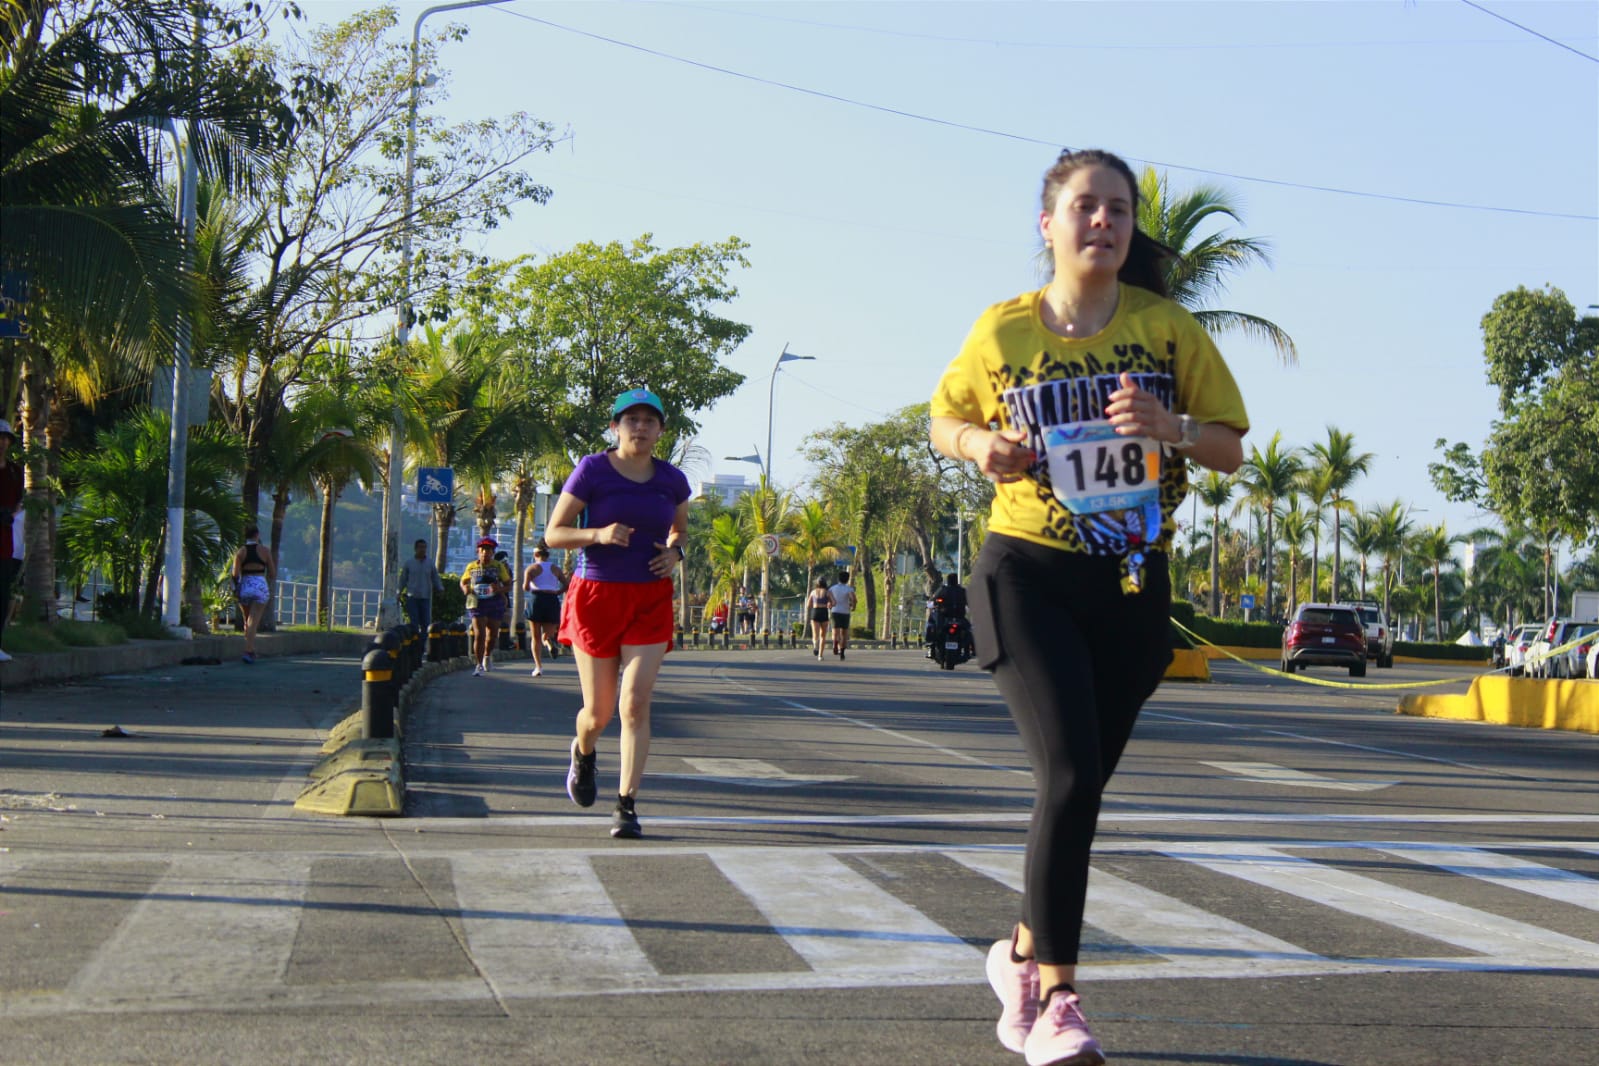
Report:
1041,148,1177,298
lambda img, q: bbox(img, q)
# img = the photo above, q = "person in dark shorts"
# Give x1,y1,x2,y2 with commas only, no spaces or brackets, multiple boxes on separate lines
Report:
804,577,833,659
545,389,690,840
521,544,568,678
931,148,1248,1066
826,571,855,659
460,537,510,676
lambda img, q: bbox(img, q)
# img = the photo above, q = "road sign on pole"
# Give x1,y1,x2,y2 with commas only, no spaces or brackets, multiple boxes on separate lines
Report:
760,534,780,557
1240,594,1256,610
418,467,454,504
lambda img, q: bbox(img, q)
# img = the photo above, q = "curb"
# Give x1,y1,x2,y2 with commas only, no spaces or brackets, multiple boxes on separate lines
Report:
0,630,373,690
1396,675,1598,734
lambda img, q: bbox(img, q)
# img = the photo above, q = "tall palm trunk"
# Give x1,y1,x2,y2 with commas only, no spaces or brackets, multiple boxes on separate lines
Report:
266,482,291,631
433,503,456,573
316,479,338,628
1209,503,1221,616
19,346,57,624
1330,494,1344,602
512,478,533,630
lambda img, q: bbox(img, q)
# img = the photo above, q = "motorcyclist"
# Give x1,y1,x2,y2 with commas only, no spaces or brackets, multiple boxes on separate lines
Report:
926,573,973,658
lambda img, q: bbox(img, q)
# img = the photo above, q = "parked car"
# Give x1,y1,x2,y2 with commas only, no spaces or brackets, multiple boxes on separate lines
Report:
1341,601,1395,668
1552,621,1598,680
1282,603,1367,677
1505,623,1541,676
1587,640,1599,680
1524,618,1595,679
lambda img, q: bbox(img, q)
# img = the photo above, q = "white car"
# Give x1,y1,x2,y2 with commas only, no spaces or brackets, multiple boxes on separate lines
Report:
1557,622,1599,680
1505,623,1541,676
1588,640,1599,680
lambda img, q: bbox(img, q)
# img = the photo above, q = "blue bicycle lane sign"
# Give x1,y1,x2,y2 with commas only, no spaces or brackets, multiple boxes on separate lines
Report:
418,467,454,504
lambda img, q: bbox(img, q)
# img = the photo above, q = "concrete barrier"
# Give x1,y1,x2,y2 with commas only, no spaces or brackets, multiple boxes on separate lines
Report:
1164,648,1211,681
1397,676,1598,734
0,630,373,690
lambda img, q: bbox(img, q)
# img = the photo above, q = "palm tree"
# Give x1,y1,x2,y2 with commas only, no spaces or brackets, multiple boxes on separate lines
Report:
1298,464,1336,602
1307,428,1375,603
1237,432,1303,620
1371,502,1415,624
404,326,525,571
1136,168,1297,364
1277,499,1315,618
704,512,754,613
736,477,796,632
1193,470,1234,615
1344,509,1383,603
785,499,846,598
1412,523,1461,640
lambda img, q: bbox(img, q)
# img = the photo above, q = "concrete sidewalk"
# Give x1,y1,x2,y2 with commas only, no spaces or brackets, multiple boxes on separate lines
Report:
0,630,371,691
0,643,370,829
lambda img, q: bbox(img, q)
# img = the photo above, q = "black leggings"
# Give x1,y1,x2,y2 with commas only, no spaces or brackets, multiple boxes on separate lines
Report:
968,533,1172,965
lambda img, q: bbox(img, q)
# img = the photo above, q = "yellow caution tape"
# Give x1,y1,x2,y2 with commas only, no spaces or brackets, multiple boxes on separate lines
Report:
1170,618,1485,691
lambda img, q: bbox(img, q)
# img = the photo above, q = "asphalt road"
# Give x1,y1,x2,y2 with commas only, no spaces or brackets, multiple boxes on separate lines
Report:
2,648,1596,1065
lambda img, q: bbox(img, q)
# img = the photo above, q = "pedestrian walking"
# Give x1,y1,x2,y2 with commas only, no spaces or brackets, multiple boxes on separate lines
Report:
521,543,568,678
460,537,510,675
826,570,855,659
399,538,444,648
805,577,833,659
0,419,23,662
930,147,1248,1066
545,388,690,839
230,526,275,664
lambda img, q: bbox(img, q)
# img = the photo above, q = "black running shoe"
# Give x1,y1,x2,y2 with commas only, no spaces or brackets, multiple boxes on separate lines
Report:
610,796,641,839
566,738,597,808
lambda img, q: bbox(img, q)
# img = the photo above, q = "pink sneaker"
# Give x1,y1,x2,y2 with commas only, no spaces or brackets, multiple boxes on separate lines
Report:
985,938,1039,1053
1024,984,1104,1066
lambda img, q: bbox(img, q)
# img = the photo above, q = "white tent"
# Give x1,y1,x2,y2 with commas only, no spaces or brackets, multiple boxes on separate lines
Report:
1454,629,1484,646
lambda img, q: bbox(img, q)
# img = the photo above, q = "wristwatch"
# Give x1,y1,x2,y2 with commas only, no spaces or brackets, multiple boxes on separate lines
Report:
672,544,685,560
1172,414,1202,451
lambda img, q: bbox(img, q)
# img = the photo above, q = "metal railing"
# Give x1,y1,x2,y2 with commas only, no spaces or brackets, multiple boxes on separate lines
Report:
275,581,384,630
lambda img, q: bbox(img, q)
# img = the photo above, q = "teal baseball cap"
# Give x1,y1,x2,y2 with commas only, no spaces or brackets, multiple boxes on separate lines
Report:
610,388,665,420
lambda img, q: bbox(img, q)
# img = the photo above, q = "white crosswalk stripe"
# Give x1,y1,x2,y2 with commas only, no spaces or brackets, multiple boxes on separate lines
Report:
3,839,1595,1017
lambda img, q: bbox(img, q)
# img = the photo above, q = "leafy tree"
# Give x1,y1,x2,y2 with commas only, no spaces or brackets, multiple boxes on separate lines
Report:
1371,501,1414,623
704,511,754,613
1307,427,1374,602
1237,431,1302,619
736,477,795,632
1136,167,1297,364
1277,498,1314,619
217,6,559,525
1476,287,1598,553
473,235,750,457
786,499,846,598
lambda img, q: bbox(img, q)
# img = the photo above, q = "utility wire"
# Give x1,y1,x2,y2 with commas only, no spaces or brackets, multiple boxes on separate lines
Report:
496,7,1597,221
1457,0,1598,63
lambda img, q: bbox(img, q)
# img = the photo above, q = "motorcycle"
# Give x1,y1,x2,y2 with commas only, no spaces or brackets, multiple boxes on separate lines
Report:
927,614,974,670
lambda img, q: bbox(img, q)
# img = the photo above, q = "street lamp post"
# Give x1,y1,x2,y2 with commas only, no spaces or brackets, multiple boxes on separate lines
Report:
161,115,198,632
765,343,814,485
382,0,512,628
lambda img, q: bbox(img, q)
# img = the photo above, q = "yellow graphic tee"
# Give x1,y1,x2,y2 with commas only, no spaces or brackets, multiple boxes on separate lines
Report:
931,284,1249,556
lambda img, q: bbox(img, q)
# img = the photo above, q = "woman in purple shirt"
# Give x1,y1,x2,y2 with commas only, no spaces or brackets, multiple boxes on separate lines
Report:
545,389,690,839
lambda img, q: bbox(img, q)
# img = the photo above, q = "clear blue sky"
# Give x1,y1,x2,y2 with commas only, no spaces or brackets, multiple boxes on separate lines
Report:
295,1,1597,558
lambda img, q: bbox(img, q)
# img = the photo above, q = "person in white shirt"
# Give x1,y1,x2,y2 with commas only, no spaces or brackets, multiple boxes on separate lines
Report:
826,570,856,660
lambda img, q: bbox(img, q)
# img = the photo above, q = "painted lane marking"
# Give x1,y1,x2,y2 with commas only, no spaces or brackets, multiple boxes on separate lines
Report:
655,757,855,788
1201,761,1398,792
1372,844,1599,911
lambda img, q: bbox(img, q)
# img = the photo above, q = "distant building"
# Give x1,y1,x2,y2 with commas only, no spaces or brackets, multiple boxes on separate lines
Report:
696,473,758,508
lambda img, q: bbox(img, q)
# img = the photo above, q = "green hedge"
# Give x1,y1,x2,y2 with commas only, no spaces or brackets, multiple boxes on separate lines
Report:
1185,614,1284,649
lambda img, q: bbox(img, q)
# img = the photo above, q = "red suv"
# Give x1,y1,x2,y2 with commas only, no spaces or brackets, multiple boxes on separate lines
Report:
1282,603,1367,677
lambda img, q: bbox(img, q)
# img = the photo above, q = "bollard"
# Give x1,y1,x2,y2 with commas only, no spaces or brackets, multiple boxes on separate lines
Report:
361,645,397,739
449,620,466,659
427,621,446,662
514,620,528,651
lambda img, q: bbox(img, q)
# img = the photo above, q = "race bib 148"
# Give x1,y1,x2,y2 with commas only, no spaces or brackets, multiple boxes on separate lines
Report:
1043,420,1161,516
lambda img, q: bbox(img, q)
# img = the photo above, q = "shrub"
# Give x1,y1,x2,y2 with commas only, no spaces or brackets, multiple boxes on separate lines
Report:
1187,615,1284,649
1,621,68,654
53,620,129,647
1169,600,1197,648
435,573,466,627
1393,640,1490,662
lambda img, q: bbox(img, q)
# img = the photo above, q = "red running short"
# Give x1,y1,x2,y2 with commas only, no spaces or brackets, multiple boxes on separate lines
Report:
559,575,675,658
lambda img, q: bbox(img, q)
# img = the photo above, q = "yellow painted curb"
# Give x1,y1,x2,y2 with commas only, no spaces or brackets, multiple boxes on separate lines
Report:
294,761,404,816
1396,676,1598,734
307,738,400,782
1199,645,1280,661
320,712,367,755
1164,648,1211,681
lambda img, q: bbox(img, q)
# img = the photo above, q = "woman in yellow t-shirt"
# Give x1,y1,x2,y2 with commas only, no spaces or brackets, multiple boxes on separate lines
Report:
930,148,1249,1066
460,537,510,676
